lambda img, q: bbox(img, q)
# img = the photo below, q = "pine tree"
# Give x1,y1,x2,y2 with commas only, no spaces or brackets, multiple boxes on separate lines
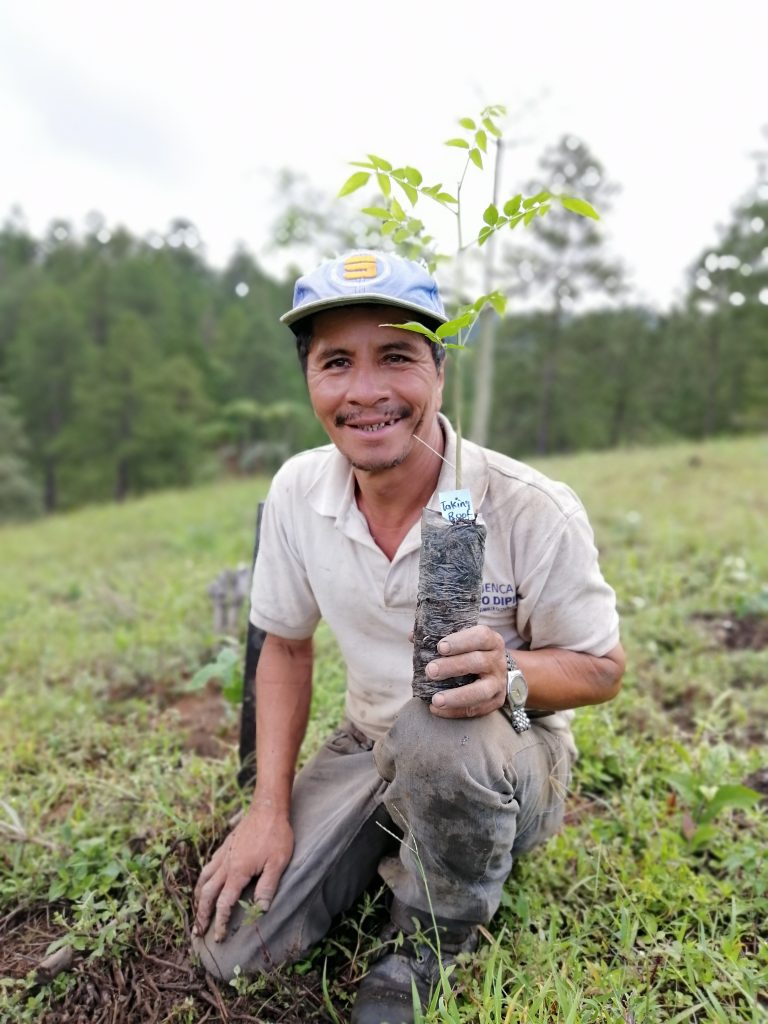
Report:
499,136,625,453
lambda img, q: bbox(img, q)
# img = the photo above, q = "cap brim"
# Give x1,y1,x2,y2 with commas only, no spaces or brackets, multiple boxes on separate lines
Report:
280,293,448,329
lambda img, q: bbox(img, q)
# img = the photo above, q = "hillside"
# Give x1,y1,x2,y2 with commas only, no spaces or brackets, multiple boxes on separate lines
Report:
1,435,766,1022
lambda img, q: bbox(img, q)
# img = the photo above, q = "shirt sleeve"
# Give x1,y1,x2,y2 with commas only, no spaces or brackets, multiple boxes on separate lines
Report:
514,508,620,657
249,465,321,640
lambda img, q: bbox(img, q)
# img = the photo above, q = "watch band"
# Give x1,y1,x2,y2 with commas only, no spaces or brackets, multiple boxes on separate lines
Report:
505,652,531,734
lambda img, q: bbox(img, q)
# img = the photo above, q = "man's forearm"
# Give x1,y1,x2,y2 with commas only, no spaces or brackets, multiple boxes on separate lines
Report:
513,643,625,711
427,628,625,719
251,632,314,815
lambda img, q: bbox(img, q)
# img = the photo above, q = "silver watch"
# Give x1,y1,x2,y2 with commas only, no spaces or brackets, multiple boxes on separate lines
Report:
504,652,531,733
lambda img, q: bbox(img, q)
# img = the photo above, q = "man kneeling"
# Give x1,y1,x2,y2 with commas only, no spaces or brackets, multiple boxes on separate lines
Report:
192,251,624,1024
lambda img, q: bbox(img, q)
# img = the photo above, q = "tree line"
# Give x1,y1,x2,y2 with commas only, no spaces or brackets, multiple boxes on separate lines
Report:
0,133,766,522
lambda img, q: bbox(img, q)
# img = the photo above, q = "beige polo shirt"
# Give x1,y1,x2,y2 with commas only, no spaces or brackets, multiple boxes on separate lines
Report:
250,416,620,747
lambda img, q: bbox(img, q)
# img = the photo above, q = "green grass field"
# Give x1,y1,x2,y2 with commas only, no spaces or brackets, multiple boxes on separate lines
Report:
1,435,767,1023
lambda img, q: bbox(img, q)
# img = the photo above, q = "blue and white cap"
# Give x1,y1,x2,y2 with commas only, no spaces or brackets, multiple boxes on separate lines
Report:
281,250,448,330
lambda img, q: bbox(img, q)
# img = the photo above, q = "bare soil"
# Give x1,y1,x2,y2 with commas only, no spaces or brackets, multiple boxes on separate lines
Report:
693,612,768,651
0,839,353,1024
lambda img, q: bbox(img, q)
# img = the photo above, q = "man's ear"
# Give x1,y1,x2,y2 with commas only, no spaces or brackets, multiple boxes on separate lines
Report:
435,363,446,410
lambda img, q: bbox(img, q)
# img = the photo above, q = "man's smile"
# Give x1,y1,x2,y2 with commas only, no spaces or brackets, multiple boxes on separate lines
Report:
335,408,411,434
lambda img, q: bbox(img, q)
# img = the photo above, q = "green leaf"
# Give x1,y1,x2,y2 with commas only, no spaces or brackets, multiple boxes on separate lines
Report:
381,220,397,235
524,209,537,226
445,138,470,149
489,291,507,316
508,213,524,230
483,204,499,226
349,161,374,169
469,148,483,169
403,166,423,186
560,195,600,220
437,312,475,338
478,226,493,246
689,823,719,851
381,320,440,344
338,171,371,198
475,130,487,153
393,227,409,244
398,181,418,206
390,198,406,222
377,172,391,197
367,153,393,171
699,784,762,824
537,203,551,217
459,117,476,130
406,218,423,234
503,194,522,216
222,673,242,705
361,207,391,220
436,192,458,204
189,663,221,689
522,190,553,210
483,116,502,138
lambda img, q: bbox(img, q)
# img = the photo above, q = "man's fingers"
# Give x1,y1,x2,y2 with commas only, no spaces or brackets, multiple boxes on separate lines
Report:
193,867,226,937
432,681,496,710
427,650,494,681
213,890,237,943
253,852,291,911
437,625,502,656
194,847,225,903
430,699,498,720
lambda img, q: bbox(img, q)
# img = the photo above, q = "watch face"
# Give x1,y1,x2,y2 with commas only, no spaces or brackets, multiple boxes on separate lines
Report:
507,670,527,706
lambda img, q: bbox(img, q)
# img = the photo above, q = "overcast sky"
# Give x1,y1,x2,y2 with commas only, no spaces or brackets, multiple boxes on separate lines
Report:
0,0,765,310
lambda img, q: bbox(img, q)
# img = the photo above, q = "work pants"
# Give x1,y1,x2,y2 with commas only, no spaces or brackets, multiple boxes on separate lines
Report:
192,697,572,981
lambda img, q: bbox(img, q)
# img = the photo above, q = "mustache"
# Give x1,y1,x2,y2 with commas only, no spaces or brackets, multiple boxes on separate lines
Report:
334,405,411,427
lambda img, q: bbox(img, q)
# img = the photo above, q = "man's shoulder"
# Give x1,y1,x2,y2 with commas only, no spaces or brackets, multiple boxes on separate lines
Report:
474,441,583,519
270,443,338,489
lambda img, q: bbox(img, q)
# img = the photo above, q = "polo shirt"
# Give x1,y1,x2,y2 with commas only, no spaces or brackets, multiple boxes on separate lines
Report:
250,415,620,748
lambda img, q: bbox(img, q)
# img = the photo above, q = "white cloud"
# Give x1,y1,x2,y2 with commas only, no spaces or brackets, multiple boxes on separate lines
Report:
0,0,766,309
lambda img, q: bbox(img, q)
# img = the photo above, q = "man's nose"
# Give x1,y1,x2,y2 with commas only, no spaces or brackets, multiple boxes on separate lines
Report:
346,363,389,405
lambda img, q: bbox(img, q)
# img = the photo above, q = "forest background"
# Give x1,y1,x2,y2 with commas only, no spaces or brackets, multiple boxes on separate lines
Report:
1,125,767,521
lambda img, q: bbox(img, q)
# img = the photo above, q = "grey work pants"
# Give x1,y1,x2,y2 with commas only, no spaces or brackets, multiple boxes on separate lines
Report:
193,697,572,981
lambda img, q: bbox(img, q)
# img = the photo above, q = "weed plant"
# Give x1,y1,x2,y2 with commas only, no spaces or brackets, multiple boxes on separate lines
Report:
1,437,767,1022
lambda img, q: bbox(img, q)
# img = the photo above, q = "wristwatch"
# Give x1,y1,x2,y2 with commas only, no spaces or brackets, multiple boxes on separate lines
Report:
504,652,531,733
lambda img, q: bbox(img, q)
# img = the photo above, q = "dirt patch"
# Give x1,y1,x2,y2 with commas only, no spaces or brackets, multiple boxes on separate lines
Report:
106,674,239,758
159,684,238,758
693,613,768,651
0,840,359,1024
743,767,768,804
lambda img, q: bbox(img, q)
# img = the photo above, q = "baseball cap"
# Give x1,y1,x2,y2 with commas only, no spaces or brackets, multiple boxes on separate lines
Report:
280,250,448,330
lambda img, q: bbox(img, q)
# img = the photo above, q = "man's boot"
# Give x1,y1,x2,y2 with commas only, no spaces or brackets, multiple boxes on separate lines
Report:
350,900,479,1024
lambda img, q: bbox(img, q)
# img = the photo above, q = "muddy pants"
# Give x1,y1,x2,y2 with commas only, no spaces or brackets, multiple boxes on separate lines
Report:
192,697,572,981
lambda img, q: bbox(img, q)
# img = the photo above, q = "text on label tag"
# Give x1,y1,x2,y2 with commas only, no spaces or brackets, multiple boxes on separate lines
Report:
438,488,475,523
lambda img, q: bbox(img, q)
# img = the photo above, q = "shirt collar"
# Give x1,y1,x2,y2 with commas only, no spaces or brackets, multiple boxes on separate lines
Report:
305,413,491,532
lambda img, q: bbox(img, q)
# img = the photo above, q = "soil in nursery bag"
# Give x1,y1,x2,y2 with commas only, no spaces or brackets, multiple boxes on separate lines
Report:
412,509,486,701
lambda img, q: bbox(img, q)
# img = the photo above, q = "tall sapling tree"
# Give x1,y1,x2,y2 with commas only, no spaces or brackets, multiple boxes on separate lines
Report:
339,106,599,701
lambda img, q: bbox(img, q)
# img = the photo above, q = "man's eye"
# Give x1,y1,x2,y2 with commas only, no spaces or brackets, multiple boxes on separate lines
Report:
324,358,350,369
384,353,408,363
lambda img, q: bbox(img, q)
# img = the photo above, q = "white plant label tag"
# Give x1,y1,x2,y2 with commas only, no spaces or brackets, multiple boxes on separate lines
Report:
438,488,475,523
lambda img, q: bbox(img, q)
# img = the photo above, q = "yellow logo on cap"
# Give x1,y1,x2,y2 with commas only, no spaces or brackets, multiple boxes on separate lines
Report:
344,255,378,280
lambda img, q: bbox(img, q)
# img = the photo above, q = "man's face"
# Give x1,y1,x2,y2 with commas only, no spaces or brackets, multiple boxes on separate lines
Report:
305,305,444,474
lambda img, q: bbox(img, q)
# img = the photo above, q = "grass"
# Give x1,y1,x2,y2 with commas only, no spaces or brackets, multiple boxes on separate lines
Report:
1,434,767,1022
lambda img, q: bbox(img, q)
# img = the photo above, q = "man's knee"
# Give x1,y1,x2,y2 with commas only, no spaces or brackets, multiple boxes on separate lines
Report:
375,696,532,790
192,927,252,982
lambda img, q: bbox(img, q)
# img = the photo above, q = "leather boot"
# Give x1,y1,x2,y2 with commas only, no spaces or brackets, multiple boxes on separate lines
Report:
350,900,479,1024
